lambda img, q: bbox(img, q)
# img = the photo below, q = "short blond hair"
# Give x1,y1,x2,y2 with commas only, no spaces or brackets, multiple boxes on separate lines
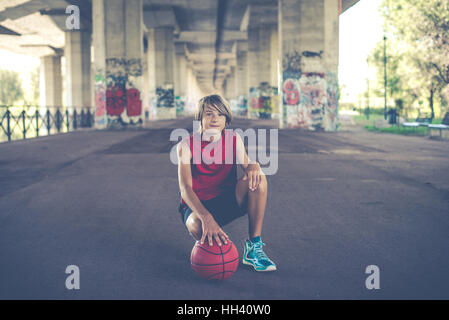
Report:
195,94,232,128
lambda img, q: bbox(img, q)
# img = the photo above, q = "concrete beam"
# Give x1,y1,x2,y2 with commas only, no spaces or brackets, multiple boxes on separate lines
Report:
175,31,246,43
342,0,360,13
143,7,180,33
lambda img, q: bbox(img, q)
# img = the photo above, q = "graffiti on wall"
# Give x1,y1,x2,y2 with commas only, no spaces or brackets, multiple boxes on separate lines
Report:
175,95,186,116
248,83,277,119
324,72,339,131
105,58,143,127
282,50,338,131
237,95,248,116
156,84,174,108
94,70,106,126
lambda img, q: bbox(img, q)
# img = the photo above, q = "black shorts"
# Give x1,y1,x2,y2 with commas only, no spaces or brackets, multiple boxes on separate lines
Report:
178,188,248,227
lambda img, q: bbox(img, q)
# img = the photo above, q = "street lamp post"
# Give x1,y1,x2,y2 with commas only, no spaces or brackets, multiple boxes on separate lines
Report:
383,35,387,120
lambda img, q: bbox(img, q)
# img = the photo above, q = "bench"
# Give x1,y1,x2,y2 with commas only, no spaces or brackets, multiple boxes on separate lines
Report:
402,111,433,128
428,112,449,138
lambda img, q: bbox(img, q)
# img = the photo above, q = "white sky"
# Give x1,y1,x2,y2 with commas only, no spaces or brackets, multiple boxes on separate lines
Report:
0,48,39,72
0,0,384,104
339,0,384,102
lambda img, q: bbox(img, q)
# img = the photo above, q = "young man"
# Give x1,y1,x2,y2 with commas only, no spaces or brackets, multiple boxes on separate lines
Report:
177,94,276,272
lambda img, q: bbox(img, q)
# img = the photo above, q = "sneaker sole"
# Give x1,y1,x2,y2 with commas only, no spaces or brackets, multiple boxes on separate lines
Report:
242,258,277,272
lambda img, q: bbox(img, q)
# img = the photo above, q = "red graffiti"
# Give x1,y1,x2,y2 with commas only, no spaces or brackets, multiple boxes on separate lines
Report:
284,80,299,105
106,85,125,116
126,88,142,117
106,86,142,117
95,87,106,116
250,96,263,109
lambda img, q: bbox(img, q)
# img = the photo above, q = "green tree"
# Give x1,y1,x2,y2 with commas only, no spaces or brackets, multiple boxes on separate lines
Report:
367,37,417,117
25,67,40,105
0,69,24,105
381,0,449,117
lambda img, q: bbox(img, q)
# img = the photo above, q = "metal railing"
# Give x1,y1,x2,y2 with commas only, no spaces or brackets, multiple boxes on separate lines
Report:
0,105,94,143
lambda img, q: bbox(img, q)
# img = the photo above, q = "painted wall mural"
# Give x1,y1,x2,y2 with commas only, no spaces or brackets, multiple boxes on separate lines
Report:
236,95,248,117
94,69,106,127
156,84,174,108
248,83,277,119
282,50,339,131
155,83,175,119
104,58,143,127
175,95,186,116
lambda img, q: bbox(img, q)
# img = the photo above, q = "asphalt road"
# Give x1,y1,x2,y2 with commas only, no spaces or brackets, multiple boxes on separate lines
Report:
1,116,449,299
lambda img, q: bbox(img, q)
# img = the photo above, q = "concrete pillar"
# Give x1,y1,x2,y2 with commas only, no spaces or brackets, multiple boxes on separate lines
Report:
142,36,150,121
227,67,236,100
279,0,339,131
92,0,106,127
270,24,281,119
185,65,195,115
174,43,187,117
92,0,144,129
235,40,248,117
227,67,239,118
39,55,62,107
247,25,274,119
147,26,176,120
65,30,91,108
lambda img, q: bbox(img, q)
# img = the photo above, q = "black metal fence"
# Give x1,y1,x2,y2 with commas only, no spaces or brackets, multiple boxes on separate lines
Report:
0,105,94,143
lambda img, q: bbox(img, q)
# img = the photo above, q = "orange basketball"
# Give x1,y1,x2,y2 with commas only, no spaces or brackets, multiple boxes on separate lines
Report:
190,239,239,280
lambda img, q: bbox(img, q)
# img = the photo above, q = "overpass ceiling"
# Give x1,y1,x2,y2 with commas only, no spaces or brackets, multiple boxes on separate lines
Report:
0,0,359,90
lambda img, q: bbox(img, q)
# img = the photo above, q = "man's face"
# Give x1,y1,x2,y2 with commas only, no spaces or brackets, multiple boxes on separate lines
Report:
201,105,227,137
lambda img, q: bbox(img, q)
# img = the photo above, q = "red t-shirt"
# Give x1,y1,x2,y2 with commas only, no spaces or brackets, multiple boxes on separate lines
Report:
180,129,237,207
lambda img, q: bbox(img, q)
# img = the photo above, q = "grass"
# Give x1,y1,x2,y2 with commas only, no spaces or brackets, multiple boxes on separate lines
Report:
349,112,445,136
364,125,429,136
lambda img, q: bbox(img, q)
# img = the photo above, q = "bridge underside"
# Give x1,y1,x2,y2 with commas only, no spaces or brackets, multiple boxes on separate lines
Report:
0,0,359,131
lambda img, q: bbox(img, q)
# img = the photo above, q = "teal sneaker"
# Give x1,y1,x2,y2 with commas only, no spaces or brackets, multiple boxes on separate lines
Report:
242,239,277,272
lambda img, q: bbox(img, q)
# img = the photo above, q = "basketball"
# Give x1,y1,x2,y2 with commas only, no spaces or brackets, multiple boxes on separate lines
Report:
190,239,239,280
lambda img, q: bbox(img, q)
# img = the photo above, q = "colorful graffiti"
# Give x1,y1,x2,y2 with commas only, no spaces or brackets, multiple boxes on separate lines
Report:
104,58,143,127
238,95,248,116
248,83,277,119
175,95,186,116
156,84,174,108
154,84,175,119
324,72,339,131
282,50,338,131
94,70,106,126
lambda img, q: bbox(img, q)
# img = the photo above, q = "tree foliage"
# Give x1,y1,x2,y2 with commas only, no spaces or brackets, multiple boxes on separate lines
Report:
369,0,449,118
0,69,24,106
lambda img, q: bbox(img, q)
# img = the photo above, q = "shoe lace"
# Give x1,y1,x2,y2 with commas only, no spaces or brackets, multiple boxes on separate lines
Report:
252,241,268,260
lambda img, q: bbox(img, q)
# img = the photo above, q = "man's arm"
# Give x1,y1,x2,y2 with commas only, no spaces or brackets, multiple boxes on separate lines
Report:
177,140,210,219
177,140,229,246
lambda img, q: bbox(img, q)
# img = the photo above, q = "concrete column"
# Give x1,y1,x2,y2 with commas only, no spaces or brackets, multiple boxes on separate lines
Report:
227,67,236,100
147,26,176,120
93,0,144,129
174,43,187,117
65,30,91,108
279,0,339,131
235,40,248,117
247,25,274,119
227,67,239,118
142,36,150,121
270,24,281,119
92,0,106,127
39,55,62,107
185,65,193,115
